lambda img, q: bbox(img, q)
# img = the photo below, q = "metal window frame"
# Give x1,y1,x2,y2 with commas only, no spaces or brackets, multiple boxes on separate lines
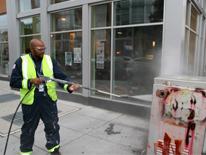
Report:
17,8,41,19
19,33,41,37
18,0,41,14
50,29,82,34
18,14,41,53
203,19,206,75
184,1,201,75
196,15,206,75
49,7,83,34
48,0,106,12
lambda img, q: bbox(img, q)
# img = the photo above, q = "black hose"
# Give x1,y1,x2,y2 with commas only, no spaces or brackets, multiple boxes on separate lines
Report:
3,87,35,155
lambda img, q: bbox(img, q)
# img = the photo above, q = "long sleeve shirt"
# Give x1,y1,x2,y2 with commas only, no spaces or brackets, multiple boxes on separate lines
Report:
10,54,71,91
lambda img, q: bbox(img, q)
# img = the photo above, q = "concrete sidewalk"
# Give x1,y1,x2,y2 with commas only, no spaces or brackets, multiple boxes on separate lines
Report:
0,80,150,155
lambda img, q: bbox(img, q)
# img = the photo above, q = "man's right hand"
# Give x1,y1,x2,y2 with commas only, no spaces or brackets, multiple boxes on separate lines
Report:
30,78,44,85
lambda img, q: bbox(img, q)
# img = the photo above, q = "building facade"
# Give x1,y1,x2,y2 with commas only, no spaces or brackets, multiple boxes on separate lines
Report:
2,0,206,104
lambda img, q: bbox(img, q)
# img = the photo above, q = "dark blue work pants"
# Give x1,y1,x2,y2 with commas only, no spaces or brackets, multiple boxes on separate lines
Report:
20,92,60,152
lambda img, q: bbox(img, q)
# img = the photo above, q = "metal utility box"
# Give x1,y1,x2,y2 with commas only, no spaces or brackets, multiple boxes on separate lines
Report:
147,76,206,155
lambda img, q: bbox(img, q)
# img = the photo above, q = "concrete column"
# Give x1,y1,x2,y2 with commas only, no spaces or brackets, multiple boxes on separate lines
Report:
161,0,187,75
6,0,20,75
82,4,90,97
40,0,50,55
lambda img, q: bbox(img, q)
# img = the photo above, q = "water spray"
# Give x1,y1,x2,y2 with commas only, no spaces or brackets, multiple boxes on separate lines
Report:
40,75,122,98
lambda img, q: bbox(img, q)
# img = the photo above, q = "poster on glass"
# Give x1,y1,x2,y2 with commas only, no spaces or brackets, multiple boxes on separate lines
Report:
96,43,104,69
73,48,81,63
65,52,72,66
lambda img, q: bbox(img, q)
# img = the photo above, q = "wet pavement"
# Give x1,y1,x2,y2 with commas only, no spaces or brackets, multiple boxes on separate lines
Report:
0,80,150,155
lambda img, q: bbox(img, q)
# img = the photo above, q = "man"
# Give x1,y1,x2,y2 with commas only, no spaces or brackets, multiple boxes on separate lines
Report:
10,39,79,155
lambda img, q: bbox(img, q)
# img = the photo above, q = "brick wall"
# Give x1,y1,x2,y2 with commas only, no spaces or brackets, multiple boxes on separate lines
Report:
0,0,6,15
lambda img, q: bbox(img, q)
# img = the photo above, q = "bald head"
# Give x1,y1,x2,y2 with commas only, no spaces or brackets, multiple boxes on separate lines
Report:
29,39,46,60
30,39,44,49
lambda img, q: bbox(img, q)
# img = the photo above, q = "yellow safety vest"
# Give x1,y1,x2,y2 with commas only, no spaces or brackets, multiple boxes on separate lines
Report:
20,54,57,105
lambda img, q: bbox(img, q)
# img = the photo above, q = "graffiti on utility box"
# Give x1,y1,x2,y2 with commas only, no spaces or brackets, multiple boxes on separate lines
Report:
147,87,206,155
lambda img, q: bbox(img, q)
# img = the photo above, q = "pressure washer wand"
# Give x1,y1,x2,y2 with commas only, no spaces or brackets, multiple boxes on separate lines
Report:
41,76,121,98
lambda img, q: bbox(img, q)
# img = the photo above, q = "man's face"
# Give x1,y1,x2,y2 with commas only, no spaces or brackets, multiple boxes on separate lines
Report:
32,41,46,59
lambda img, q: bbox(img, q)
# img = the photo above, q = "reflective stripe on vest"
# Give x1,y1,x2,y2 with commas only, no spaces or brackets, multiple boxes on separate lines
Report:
20,54,57,105
20,151,32,155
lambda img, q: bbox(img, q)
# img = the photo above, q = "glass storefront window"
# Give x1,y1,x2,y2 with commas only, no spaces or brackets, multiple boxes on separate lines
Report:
185,1,190,26
113,26,162,95
204,27,206,75
19,0,40,12
0,30,8,42
183,29,189,73
51,8,82,90
20,16,40,35
188,31,196,74
184,2,199,75
91,30,111,97
51,32,82,86
20,35,41,54
91,3,111,28
51,8,82,31
0,15,7,31
114,0,164,26
0,14,9,75
50,0,70,4
20,15,40,54
0,35,8,75
190,5,198,31
0,43,9,74
91,2,163,99
204,0,206,12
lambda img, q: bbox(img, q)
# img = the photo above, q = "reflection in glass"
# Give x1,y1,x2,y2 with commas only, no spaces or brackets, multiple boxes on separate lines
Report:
51,32,82,86
183,29,190,73
91,3,111,28
204,30,206,75
0,43,9,74
204,1,206,12
0,14,9,75
51,8,82,32
20,16,40,35
19,0,40,12
0,30,8,42
114,0,163,25
0,29,8,75
188,31,196,74
190,5,198,31
113,26,162,95
184,3,198,75
20,35,40,54
0,14,7,29
185,1,190,26
50,0,70,4
91,30,111,98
